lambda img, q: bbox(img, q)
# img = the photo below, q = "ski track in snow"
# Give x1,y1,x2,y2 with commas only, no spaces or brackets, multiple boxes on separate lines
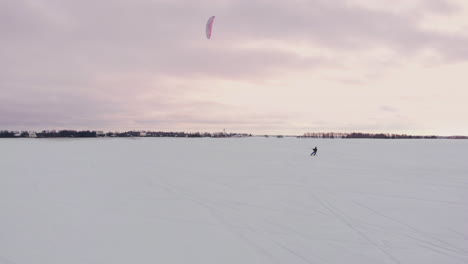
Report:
1,138,468,264
311,192,402,264
0,256,17,264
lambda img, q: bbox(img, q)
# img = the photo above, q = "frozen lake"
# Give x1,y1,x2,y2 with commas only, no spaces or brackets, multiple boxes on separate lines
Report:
1,137,468,264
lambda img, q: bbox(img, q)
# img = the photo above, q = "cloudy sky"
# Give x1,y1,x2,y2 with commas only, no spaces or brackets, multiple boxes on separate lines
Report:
2,0,468,135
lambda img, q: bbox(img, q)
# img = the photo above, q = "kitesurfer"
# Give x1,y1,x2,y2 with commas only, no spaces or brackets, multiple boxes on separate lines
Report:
311,147,318,156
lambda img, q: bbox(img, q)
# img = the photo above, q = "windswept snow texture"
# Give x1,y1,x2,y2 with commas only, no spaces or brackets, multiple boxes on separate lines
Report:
1,138,468,264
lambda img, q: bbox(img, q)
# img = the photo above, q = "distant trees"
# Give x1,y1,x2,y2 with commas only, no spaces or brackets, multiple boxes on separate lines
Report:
344,133,438,139
34,130,96,137
301,132,439,139
0,130,252,138
0,131,15,137
1,129,449,139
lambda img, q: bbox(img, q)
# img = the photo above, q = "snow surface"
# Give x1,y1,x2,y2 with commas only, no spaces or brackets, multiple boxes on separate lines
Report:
1,137,468,264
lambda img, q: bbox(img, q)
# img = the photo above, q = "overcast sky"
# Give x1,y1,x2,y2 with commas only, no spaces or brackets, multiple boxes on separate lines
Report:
2,0,468,135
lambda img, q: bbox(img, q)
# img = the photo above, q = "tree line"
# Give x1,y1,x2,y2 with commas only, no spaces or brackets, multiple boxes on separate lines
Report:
301,132,442,139
0,130,252,138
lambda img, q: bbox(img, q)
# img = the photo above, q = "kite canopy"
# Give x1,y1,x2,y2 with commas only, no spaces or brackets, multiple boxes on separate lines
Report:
206,16,215,39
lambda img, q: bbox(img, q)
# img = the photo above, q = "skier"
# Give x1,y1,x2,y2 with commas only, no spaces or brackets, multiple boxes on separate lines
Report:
310,147,318,156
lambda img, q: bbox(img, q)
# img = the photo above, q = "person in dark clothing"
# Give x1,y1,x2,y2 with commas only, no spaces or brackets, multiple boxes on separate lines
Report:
311,147,318,156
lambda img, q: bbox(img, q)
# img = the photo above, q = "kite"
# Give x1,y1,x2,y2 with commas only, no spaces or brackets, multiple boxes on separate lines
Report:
206,16,215,39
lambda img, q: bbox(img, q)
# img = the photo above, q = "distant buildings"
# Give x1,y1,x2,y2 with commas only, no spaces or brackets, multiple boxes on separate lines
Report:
301,132,348,138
